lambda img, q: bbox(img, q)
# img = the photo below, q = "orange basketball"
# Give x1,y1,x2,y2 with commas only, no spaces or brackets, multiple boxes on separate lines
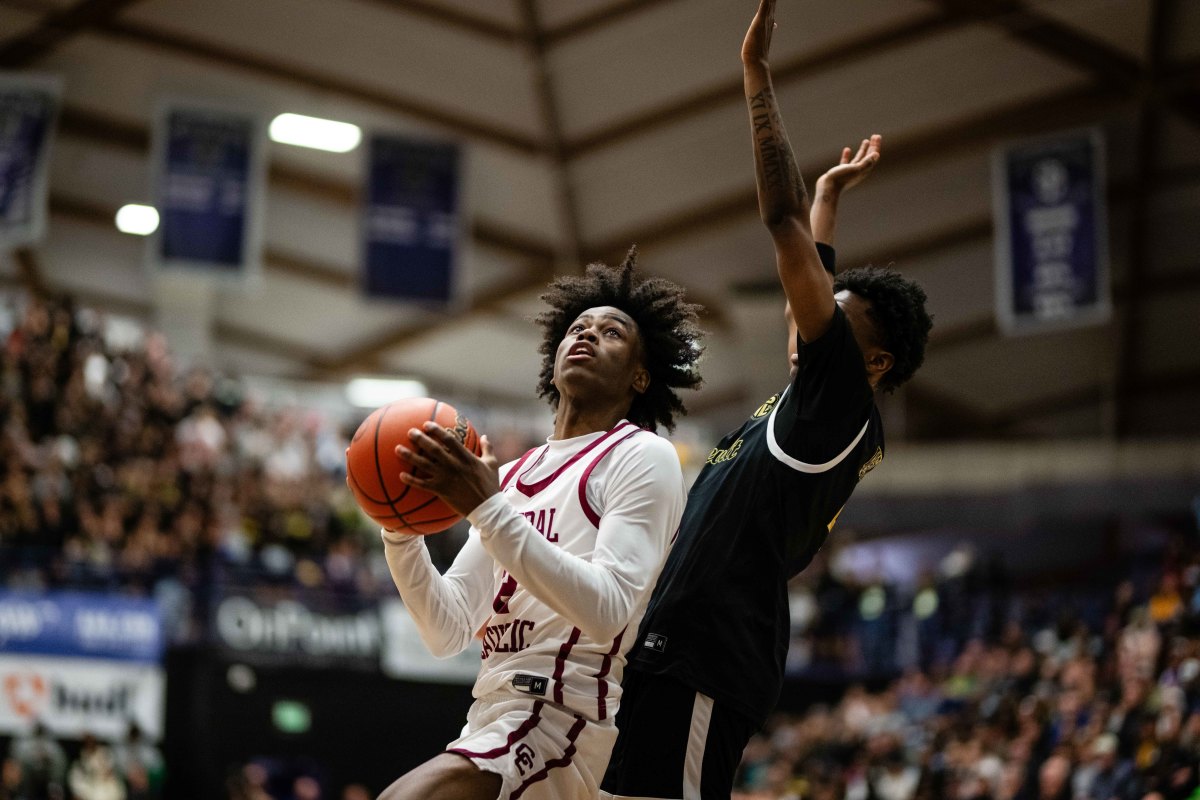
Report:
346,397,482,535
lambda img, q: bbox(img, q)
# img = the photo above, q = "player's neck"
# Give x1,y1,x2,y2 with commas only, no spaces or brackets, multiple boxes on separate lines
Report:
552,399,628,441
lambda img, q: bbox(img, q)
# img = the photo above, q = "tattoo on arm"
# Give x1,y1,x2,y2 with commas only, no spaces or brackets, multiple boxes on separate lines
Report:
748,86,806,220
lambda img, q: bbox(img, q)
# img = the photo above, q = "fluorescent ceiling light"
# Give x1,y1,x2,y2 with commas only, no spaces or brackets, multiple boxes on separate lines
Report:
269,113,362,153
345,378,428,409
115,204,159,236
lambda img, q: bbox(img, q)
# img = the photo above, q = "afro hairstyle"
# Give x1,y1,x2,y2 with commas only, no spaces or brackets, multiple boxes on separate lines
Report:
534,247,703,432
833,265,932,393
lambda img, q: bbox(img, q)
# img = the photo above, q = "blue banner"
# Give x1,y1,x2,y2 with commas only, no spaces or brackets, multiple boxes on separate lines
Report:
151,103,264,276
362,134,461,304
0,591,163,664
993,129,1110,335
0,75,60,249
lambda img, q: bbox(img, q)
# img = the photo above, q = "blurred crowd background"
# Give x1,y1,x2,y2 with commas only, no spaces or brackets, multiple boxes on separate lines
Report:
2,291,1198,799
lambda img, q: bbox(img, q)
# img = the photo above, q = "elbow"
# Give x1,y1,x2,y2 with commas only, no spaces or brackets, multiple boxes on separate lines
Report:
425,635,469,659
432,645,466,660
579,591,638,643
580,617,627,645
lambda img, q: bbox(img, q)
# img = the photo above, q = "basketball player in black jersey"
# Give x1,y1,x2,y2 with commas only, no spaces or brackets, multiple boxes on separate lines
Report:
600,2,933,798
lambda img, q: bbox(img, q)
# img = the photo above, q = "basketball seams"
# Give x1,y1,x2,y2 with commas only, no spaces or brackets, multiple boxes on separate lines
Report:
347,397,482,535
371,402,412,522
347,466,390,506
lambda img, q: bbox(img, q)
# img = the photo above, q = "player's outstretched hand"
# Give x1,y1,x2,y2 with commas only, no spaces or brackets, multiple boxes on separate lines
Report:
816,135,882,196
397,426,500,518
741,0,776,65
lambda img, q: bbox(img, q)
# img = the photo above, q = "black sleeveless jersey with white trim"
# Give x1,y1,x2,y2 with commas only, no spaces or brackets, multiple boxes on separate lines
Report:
629,303,884,724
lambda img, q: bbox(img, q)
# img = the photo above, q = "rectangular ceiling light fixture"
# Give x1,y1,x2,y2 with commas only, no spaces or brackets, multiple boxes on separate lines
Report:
115,204,160,235
269,113,362,153
345,378,428,409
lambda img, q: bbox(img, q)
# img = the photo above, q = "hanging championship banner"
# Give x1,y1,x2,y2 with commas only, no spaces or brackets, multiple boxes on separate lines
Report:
992,129,1110,335
362,134,461,304
149,101,265,278
0,74,61,249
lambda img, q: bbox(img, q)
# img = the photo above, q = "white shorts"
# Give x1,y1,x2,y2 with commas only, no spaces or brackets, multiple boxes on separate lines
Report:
447,696,618,800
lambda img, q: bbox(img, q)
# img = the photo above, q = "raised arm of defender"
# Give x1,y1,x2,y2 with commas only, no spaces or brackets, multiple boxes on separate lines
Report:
811,135,882,248
743,0,878,343
742,0,830,344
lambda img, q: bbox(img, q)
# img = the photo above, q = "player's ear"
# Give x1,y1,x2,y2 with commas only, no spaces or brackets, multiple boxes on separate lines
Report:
631,366,650,395
866,349,893,383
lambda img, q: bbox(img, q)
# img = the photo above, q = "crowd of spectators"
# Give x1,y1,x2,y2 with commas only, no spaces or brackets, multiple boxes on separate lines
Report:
5,291,1199,800
734,536,1200,800
2,723,163,800
0,293,492,637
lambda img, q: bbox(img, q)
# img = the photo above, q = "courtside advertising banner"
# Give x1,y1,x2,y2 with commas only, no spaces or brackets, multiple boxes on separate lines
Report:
211,592,383,670
0,74,61,249
0,592,165,739
362,134,462,305
992,128,1110,335
149,101,265,279
0,657,166,740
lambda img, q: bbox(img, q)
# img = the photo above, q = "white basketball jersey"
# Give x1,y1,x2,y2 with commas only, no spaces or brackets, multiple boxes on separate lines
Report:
472,421,664,721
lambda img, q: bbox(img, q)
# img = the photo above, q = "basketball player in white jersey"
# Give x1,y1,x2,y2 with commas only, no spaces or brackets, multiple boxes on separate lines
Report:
376,250,704,800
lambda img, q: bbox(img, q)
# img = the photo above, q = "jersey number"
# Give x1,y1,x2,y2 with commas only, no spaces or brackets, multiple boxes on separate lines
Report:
493,572,518,613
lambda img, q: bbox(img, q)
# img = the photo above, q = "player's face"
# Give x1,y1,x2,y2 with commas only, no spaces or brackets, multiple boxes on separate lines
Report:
835,289,877,358
554,305,649,400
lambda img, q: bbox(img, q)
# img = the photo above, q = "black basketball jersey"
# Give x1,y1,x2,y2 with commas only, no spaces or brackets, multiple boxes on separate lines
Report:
628,302,885,724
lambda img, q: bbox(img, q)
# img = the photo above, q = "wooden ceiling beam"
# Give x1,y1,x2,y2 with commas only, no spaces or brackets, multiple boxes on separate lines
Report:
903,382,995,439
931,0,1200,132
1115,0,1173,438
906,362,1200,440
587,83,1122,263
356,131,1196,384
305,262,555,375
54,104,559,264
211,319,329,365
542,0,678,48
48,193,355,289
518,0,583,266
66,15,546,155
731,215,996,296
563,11,965,160
0,0,144,67
357,0,521,44
563,1,1199,163
0,270,152,318
920,261,1200,358
988,383,1110,433
932,0,1142,88
986,364,1200,435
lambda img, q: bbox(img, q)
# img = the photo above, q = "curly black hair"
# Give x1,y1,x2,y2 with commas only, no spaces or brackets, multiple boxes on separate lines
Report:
534,247,704,432
833,266,932,393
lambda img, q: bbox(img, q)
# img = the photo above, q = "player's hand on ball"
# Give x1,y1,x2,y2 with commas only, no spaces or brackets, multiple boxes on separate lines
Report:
397,426,500,518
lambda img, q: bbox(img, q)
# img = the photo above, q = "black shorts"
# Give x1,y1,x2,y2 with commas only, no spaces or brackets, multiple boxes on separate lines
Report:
600,669,759,800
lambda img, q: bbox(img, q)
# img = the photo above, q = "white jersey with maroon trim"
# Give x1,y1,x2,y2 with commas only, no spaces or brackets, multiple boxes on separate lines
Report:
381,420,684,723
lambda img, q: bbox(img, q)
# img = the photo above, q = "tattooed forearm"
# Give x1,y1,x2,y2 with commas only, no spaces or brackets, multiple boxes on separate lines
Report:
747,86,807,224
